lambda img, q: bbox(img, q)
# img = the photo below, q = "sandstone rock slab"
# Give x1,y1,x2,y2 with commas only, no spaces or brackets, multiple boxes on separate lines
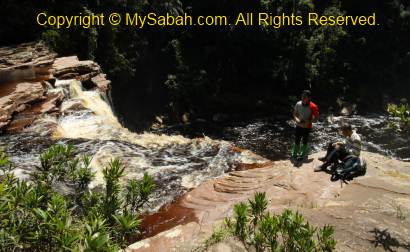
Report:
0,42,56,83
128,152,410,252
0,82,44,130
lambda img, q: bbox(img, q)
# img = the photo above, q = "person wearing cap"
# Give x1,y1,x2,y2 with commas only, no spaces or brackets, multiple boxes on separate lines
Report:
314,123,362,172
291,90,319,159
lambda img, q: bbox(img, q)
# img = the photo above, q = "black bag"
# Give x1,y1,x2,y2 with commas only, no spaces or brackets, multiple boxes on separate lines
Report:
332,155,367,181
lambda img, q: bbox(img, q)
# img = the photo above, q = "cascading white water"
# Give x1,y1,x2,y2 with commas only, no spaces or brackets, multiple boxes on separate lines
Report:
50,80,267,211
55,81,191,147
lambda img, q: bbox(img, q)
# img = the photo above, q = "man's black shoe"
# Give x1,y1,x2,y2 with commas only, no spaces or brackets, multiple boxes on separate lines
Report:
318,157,327,162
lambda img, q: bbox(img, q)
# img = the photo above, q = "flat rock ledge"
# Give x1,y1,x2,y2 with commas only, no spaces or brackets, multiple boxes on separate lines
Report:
127,151,410,252
0,42,111,133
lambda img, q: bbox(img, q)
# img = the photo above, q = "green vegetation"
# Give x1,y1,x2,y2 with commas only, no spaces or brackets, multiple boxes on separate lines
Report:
387,103,410,129
391,201,408,221
201,192,336,251
1,0,409,129
0,145,156,251
395,205,407,220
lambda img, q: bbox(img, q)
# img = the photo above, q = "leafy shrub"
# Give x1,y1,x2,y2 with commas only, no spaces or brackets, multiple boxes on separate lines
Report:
202,192,336,252
387,103,410,129
0,145,156,251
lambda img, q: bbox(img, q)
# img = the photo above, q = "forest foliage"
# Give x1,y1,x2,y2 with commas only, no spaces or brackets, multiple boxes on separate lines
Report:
1,0,409,129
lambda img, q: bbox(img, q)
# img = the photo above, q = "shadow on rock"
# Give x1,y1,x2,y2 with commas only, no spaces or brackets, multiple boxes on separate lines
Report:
369,228,410,252
291,158,314,168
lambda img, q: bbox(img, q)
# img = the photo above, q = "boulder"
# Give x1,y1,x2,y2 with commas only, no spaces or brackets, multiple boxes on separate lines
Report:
52,56,111,92
60,99,87,113
91,73,111,92
53,56,99,80
0,82,45,130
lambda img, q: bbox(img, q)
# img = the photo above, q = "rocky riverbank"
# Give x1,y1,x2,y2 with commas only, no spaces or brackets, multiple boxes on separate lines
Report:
0,42,110,133
127,151,410,252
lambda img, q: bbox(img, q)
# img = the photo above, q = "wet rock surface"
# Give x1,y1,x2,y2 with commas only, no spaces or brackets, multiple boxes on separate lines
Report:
128,151,410,252
0,42,56,83
0,42,110,132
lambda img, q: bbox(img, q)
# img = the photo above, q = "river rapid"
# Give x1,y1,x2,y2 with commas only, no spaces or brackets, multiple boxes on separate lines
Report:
0,80,266,213
155,114,410,162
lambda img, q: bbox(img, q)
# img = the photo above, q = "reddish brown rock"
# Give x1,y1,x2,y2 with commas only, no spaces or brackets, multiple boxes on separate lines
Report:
4,90,64,133
24,91,64,115
128,152,410,252
0,42,110,131
52,56,111,92
4,114,38,133
53,56,97,77
0,42,56,83
91,73,111,92
0,82,45,130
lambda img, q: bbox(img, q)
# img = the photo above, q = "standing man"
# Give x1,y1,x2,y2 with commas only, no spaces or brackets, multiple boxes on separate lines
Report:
291,90,319,159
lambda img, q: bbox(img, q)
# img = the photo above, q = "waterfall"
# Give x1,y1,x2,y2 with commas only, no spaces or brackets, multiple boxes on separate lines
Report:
47,80,263,211
54,81,191,148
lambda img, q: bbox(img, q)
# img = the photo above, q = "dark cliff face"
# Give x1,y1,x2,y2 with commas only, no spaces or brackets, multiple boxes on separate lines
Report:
109,39,172,131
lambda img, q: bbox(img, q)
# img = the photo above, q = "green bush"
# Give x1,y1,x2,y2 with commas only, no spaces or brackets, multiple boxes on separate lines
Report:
387,103,410,129
202,192,336,252
0,145,156,251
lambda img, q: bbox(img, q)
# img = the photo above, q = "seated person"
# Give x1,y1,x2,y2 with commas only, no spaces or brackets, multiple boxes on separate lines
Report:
314,123,362,172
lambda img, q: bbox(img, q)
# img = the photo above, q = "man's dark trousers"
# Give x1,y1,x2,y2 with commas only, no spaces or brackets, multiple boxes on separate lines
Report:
323,142,349,166
295,126,311,145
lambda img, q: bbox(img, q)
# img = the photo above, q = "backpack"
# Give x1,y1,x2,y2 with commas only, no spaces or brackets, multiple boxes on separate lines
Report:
331,155,367,181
